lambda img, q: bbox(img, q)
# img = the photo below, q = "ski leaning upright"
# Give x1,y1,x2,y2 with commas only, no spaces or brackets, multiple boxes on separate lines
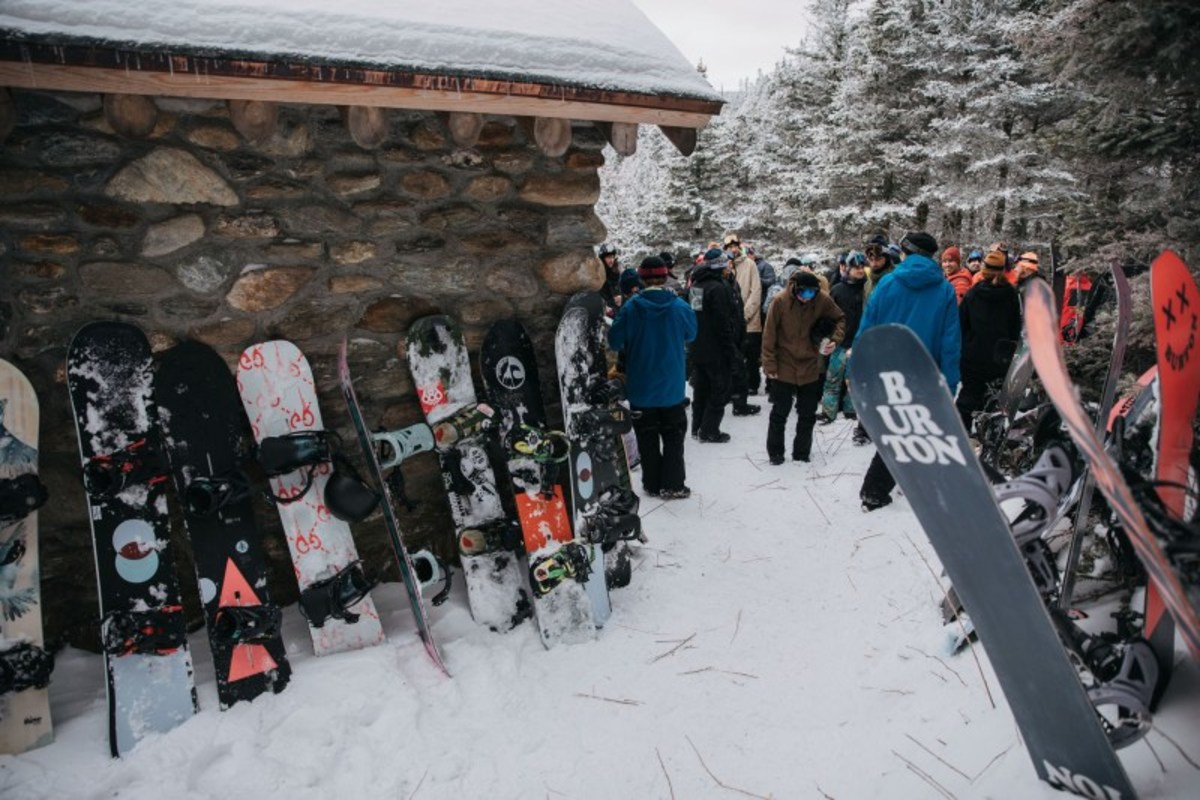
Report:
67,322,197,757
481,319,595,647
848,323,1136,799
338,339,449,675
156,341,291,708
0,359,53,754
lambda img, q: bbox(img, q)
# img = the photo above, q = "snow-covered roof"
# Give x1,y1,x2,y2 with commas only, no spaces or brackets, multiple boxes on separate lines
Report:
0,0,723,105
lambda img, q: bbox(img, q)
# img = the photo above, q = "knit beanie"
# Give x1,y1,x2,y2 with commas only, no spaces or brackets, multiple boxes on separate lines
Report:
982,250,1008,272
942,246,961,264
638,255,670,280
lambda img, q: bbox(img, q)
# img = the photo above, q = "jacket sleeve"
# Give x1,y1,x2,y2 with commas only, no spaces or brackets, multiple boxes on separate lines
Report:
854,284,881,347
761,297,778,375
679,299,698,343
737,262,762,327
937,289,962,393
827,298,846,344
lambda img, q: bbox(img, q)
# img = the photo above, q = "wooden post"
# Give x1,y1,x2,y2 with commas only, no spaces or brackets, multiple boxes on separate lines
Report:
531,116,572,157
446,111,484,148
597,121,638,156
0,88,15,144
659,125,698,157
347,105,388,149
228,99,278,144
103,93,158,138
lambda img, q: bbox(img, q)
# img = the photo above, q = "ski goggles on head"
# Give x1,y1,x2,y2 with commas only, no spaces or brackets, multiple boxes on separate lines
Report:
794,287,818,301
864,244,885,259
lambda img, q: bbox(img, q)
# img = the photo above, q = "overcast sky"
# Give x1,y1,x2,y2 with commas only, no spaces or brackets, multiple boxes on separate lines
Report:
632,0,812,91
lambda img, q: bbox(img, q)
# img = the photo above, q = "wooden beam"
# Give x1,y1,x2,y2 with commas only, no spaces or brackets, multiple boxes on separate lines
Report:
228,99,278,143
659,125,698,156
0,88,14,143
597,121,638,156
0,61,716,129
103,93,157,138
533,117,572,157
346,105,388,149
445,111,484,148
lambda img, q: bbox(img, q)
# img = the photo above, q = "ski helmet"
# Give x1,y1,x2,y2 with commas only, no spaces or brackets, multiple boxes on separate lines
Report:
598,243,618,259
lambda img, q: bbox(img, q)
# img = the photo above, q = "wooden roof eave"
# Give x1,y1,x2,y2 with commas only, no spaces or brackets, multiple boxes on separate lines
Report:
0,40,722,130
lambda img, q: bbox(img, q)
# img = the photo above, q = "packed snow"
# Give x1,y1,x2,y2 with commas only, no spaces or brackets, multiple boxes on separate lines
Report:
3,411,1198,798
0,0,721,102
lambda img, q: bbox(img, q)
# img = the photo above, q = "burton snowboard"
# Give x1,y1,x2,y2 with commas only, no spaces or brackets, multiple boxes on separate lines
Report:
1026,277,1200,668
237,341,385,655
849,323,1136,799
556,292,643,626
67,322,197,757
0,359,53,754
406,316,531,632
481,319,596,647
338,339,450,675
156,341,291,708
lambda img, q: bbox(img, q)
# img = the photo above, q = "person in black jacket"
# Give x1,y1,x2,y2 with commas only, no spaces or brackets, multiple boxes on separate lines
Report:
688,248,742,443
821,250,867,422
955,250,1022,433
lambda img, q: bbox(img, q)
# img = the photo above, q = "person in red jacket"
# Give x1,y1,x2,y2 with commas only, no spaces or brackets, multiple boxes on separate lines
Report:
941,246,971,303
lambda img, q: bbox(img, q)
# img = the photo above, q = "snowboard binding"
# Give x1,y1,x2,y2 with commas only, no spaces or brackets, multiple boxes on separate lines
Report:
530,541,593,596
213,603,283,644
184,469,254,517
83,438,169,496
459,519,525,556
259,431,379,521
372,423,436,470
0,473,49,525
410,549,453,607
585,376,626,406
579,486,643,545
512,425,570,464
100,607,188,656
0,641,54,694
298,561,378,628
432,403,495,447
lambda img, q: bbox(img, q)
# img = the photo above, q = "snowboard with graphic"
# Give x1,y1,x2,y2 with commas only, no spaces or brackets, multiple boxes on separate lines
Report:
338,339,449,674
156,341,291,708
0,359,53,754
556,292,643,626
406,316,531,633
67,322,197,757
849,323,1136,799
237,341,385,655
481,319,596,647
1027,275,1200,661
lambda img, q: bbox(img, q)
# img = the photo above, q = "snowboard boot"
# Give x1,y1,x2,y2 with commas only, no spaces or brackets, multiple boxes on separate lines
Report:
698,432,731,444
852,424,871,446
732,403,761,417
861,492,892,512
659,486,692,500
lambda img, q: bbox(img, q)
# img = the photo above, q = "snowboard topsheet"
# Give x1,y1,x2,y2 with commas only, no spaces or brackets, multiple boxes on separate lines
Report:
481,319,595,647
0,359,53,754
156,341,291,707
406,316,530,633
67,322,198,757
338,338,449,675
237,341,385,655
848,323,1135,799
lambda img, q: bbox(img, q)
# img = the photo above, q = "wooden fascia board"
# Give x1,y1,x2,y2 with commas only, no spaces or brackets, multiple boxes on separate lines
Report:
0,44,721,128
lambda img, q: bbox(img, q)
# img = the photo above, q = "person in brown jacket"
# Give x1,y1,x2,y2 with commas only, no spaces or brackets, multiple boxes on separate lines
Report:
761,271,846,465
724,233,763,414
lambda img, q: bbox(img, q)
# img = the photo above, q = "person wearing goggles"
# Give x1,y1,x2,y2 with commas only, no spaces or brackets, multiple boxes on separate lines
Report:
761,271,846,466
1014,251,1041,287
965,249,985,274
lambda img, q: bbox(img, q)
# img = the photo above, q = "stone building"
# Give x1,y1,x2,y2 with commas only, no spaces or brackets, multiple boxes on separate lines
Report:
0,1,722,647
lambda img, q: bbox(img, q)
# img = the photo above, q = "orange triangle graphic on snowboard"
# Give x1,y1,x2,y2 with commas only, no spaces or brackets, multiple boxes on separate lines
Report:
219,558,262,606
229,643,277,682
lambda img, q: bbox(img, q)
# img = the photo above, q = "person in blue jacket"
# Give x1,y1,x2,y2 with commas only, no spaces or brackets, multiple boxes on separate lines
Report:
609,256,699,499
854,230,962,511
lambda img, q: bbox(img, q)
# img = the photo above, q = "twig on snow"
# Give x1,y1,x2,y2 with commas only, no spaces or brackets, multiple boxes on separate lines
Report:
970,743,1015,782
905,645,967,688
745,453,763,472
1153,727,1200,770
686,735,772,799
864,686,914,696
904,734,971,781
729,608,743,646
803,486,831,525
1144,737,1166,773
903,531,995,709
679,666,760,680
892,751,956,800
656,747,677,800
575,691,643,706
815,783,836,799
749,478,782,492
651,633,696,663
406,767,429,800
846,572,857,591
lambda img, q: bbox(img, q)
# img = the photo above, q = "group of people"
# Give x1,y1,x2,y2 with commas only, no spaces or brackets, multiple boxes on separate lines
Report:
601,231,1036,512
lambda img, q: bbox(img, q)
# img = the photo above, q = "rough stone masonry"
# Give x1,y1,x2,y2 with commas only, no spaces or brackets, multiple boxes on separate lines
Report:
0,90,608,649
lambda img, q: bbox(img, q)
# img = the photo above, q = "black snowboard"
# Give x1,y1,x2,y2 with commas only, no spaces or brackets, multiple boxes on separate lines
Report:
67,322,197,757
156,340,291,709
848,324,1135,799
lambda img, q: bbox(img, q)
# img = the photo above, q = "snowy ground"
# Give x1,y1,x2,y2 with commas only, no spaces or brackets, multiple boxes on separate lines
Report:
3,412,1199,799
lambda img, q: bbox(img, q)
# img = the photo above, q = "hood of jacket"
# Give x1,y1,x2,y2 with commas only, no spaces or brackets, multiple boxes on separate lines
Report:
625,287,678,315
891,254,946,290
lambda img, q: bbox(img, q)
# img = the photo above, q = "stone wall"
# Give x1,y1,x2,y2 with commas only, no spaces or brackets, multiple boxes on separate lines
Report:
0,89,608,650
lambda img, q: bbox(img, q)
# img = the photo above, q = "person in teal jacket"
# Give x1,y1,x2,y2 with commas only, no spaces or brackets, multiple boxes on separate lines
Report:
609,256,698,499
854,231,962,510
